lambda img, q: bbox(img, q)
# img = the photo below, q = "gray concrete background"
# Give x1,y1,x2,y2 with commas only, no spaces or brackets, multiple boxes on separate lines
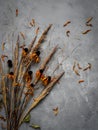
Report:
0,0,98,130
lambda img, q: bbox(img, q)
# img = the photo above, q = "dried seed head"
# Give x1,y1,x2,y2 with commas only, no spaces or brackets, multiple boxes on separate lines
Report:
39,69,44,73
30,83,35,88
7,60,13,68
47,76,51,82
28,71,33,76
36,51,40,56
24,48,28,52
9,72,14,75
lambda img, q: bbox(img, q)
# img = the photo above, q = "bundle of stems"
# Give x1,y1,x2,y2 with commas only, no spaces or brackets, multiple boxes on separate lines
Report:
0,24,64,130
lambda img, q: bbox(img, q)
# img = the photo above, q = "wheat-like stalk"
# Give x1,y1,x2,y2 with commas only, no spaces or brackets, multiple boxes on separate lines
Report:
0,24,64,130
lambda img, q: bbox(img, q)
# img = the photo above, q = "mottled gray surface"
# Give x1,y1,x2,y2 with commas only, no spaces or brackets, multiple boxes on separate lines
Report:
0,0,98,130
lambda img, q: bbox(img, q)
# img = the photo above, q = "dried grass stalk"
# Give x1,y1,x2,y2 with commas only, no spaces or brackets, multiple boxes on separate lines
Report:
40,45,57,70
32,24,52,52
19,72,64,126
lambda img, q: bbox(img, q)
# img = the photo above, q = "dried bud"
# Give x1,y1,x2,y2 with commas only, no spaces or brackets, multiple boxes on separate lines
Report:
39,69,44,74
7,60,13,68
35,51,40,56
30,83,35,88
24,48,28,52
28,71,33,76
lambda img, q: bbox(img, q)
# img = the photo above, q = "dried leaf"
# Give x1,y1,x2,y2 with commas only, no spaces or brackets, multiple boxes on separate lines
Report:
53,107,59,116
23,113,30,123
30,124,41,129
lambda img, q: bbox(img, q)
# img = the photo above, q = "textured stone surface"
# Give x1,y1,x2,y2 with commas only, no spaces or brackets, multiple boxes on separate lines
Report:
0,0,98,130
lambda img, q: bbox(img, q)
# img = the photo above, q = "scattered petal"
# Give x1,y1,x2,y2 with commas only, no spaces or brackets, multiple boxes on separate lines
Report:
66,30,70,37
78,80,84,83
82,30,91,34
86,17,93,24
53,107,59,116
63,21,71,27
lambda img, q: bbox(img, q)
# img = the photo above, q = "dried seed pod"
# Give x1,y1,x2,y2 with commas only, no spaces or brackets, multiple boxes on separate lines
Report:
29,51,40,63
82,29,91,34
25,83,35,96
35,69,44,80
24,71,33,83
63,21,71,27
41,75,51,86
22,48,28,57
7,72,14,79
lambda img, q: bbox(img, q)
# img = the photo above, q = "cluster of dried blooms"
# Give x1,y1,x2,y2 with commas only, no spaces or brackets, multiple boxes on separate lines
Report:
0,24,64,130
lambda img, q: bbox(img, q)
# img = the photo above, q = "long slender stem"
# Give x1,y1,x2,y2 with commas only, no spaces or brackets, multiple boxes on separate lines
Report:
19,72,64,126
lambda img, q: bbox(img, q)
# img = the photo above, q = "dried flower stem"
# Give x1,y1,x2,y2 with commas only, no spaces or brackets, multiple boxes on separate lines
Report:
19,72,64,126
17,45,57,122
